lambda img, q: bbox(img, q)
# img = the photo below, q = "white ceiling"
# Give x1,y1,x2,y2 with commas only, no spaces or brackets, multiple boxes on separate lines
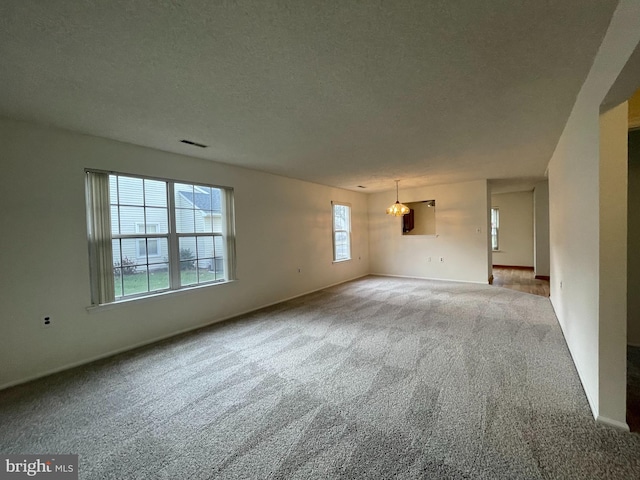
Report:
0,1,620,193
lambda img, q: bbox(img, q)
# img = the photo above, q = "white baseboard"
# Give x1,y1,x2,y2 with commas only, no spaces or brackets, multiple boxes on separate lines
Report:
0,274,368,391
370,273,488,285
596,416,630,431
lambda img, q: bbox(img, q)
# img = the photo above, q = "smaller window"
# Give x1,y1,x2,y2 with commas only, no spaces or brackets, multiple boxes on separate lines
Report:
491,207,499,251
332,202,351,262
136,223,160,257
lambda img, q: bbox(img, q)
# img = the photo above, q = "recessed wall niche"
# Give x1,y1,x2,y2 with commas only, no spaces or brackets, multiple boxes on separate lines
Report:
402,200,436,235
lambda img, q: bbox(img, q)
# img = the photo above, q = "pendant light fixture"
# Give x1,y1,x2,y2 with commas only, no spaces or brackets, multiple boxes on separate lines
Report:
386,180,410,216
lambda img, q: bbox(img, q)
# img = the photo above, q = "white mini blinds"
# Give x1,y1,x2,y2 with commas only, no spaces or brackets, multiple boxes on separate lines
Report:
86,171,235,305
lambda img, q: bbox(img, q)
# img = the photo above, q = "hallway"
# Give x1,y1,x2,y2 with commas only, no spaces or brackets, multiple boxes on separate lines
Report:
491,266,550,297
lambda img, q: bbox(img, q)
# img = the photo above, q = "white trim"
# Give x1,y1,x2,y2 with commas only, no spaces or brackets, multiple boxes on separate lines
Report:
87,279,234,312
596,416,630,431
1,274,367,391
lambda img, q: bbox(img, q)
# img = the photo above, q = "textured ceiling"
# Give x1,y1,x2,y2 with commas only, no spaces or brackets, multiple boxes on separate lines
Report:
0,1,620,192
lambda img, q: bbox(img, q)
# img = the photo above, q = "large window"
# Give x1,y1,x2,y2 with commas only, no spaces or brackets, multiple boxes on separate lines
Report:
332,202,351,262
491,207,499,251
86,171,235,304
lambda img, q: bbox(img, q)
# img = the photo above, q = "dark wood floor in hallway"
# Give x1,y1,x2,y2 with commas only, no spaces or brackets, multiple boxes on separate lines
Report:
491,266,550,297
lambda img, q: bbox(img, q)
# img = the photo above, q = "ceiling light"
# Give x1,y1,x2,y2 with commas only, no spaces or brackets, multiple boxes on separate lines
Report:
386,180,410,216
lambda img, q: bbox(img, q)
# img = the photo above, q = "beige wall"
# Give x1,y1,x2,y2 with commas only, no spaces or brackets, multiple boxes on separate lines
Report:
628,129,640,346
547,0,640,429
598,102,628,425
491,191,534,267
0,117,369,389
369,180,490,284
533,181,550,277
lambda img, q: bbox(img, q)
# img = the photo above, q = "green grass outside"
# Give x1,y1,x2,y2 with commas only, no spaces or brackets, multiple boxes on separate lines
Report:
114,269,221,297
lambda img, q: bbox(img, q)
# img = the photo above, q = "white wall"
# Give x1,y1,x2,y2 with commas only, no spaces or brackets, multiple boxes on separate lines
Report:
491,191,534,267
0,117,369,389
598,102,628,426
629,129,640,347
369,180,490,284
547,0,640,429
533,181,550,278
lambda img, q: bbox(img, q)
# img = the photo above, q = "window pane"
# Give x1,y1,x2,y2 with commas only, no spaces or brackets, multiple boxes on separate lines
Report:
114,268,123,298
119,206,145,235
109,176,118,205
198,269,217,283
211,188,222,213
334,206,346,230
179,237,197,260
148,264,169,292
211,214,223,233
110,206,120,235
118,176,144,205
112,239,122,266
180,264,197,285
200,187,213,211
121,238,144,265
142,238,159,257
334,231,350,261
145,208,168,233
123,265,148,296
144,179,167,207
175,183,194,207
197,236,214,260
213,255,224,280
176,208,195,233
194,211,209,233
149,238,167,263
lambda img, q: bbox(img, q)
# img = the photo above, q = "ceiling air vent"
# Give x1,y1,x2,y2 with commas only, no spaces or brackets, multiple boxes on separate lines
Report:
180,139,208,148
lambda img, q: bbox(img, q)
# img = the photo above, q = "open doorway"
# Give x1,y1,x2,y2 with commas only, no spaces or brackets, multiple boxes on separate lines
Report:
627,90,640,431
489,183,550,297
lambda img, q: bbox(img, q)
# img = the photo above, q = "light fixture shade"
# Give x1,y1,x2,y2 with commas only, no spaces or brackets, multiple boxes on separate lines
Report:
386,180,410,216
386,201,410,216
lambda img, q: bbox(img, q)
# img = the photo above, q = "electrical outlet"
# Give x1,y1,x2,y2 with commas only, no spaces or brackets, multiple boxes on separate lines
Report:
42,316,52,328
427,257,431,262
439,257,444,262
297,267,302,273
560,281,563,289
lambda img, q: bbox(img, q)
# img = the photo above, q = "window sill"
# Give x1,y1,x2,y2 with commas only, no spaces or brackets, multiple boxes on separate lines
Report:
332,258,352,264
87,279,236,312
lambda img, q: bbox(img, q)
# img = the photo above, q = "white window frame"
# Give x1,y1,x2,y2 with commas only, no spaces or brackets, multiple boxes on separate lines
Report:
491,207,499,251
86,170,236,305
332,201,352,262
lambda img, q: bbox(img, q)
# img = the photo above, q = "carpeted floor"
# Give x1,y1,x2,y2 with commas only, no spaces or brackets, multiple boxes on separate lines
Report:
629,346,640,432
1,276,639,479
